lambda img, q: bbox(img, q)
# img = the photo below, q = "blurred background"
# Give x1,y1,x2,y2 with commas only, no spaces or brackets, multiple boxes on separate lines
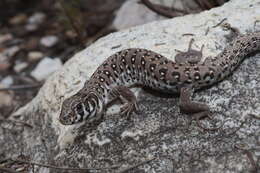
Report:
0,0,228,124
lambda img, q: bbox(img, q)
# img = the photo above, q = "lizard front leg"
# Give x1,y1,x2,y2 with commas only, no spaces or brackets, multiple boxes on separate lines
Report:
110,86,139,119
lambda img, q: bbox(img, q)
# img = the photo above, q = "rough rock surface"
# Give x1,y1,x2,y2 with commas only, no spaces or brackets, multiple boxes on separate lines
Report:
1,0,260,172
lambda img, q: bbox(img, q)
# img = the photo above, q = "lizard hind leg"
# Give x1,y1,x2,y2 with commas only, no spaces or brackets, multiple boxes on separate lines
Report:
110,86,139,119
179,87,222,131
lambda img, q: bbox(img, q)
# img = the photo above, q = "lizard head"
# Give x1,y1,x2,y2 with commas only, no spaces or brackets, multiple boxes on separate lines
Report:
59,92,103,125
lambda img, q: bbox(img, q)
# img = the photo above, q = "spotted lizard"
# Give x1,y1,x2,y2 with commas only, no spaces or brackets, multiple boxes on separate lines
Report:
59,32,260,126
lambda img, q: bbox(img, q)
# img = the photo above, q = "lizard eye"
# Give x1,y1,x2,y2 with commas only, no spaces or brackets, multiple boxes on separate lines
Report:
76,104,84,116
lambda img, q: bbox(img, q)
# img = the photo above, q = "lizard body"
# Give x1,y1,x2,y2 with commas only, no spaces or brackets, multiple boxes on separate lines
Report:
59,32,260,125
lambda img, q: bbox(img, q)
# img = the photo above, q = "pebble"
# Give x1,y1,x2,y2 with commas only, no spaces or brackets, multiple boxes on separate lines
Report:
40,36,58,47
4,46,20,57
65,30,77,39
0,54,8,63
1,76,14,87
25,12,46,32
28,51,43,61
30,57,62,81
0,34,13,44
0,86,12,106
28,12,46,25
0,63,10,72
14,61,28,73
0,53,10,71
9,13,27,25
25,24,38,32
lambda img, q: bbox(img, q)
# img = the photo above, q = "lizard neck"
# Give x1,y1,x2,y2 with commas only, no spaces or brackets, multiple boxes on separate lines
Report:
79,87,105,122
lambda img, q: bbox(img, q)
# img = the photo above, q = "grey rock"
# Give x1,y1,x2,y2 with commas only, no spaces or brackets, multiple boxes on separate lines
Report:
0,86,12,106
4,46,20,57
40,35,58,47
14,61,28,73
28,51,44,61
1,76,14,87
1,0,260,173
0,33,13,44
28,12,46,25
26,12,46,32
30,57,62,81
25,23,38,32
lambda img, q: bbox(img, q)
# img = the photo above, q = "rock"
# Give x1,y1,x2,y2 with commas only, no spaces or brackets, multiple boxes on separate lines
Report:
9,13,27,25
0,34,13,44
28,12,46,25
4,46,20,57
0,46,21,72
25,12,46,32
25,24,38,32
30,57,62,81
0,54,10,72
3,0,260,173
0,85,12,106
0,63,10,72
65,30,77,39
0,76,14,87
27,51,43,61
113,0,166,30
40,35,58,47
14,61,28,73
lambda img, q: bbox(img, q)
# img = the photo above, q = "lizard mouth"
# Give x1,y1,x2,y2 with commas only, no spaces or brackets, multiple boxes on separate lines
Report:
59,114,74,125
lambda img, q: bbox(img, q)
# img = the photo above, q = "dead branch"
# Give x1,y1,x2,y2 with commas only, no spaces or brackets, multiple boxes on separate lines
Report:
0,84,42,92
0,117,33,128
140,0,187,18
10,158,119,171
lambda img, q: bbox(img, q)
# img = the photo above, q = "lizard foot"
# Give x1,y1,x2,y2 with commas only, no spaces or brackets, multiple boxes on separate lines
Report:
120,102,139,119
192,111,223,131
179,87,223,131
110,86,139,119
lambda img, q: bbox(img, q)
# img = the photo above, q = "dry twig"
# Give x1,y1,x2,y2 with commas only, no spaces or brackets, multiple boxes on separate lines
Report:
0,117,33,128
10,158,119,171
141,0,187,18
212,18,227,28
59,0,87,47
235,144,258,173
0,84,42,92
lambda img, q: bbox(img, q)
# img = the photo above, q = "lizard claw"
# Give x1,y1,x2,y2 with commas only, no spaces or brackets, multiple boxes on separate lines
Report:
193,111,223,131
120,102,139,119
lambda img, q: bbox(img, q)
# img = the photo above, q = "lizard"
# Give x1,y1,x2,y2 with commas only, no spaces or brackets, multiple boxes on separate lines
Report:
59,32,260,127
